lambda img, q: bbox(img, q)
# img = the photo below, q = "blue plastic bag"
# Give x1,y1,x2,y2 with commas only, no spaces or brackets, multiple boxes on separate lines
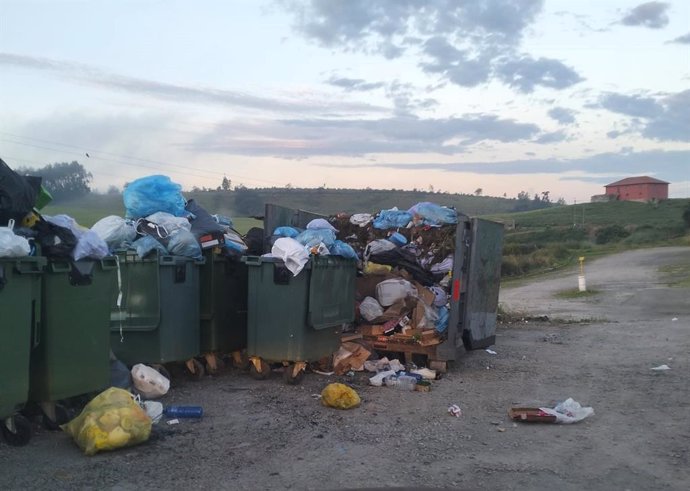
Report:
408,202,458,226
133,235,168,258
123,175,187,219
329,240,358,260
273,226,300,238
372,209,412,229
295,229,336,248
167,229,202,259
435,306,450,333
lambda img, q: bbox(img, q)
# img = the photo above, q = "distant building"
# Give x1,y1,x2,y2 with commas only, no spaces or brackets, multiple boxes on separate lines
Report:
603,176,669,202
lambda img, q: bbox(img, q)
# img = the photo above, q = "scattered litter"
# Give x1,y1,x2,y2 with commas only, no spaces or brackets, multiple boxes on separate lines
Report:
131,364,170,399
313,370,335,376
671,317,678,322
166,419,180,426
414,380,432,392
411,368,437,380
485,349,497,355
510,398,594,424
369,369,397,387
497,427,506,432
650,364,671,371
163,406,203,418
321,383,361,409
142,401,163,424
448,404,462,417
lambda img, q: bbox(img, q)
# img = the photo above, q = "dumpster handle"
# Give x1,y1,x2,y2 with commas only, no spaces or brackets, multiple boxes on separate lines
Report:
243,256,262,266
100,256,118,270
14,259,43,275
49,261,71,273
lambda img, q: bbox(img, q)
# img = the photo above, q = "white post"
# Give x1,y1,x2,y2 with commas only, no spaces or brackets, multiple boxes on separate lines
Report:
578,256,587,292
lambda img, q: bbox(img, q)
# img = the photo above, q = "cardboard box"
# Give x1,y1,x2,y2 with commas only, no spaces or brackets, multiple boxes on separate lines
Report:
358,325,385,336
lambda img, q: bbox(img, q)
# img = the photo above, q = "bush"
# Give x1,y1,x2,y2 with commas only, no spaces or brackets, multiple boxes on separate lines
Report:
594,224,630,244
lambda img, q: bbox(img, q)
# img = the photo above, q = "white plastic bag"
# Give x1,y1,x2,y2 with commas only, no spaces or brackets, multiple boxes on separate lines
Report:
359,296,384,322
306,218,338,232
0,221,30,257
145,212,191,233
271,237,309,276
131,364,170,399
92,216,137,250
364,239,396,260
376,278,415,307
539,398,594,424
73,229,109,261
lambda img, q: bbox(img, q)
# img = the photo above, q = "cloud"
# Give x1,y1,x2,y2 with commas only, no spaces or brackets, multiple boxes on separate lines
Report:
316,148,689,183
534,130,568,144
0,52,384,115
547,107,576,125
621,2,669,29
280,1,587,93
597,90,690,142
326,77,386,91
668,32,690,44
496,56,584,93
188,114,541,157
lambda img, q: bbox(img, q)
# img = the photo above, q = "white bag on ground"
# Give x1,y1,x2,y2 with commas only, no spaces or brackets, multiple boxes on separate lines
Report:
359,296,384,322
131,364,170,399
271,237,309,276
539,398,594,424
376,279,415,307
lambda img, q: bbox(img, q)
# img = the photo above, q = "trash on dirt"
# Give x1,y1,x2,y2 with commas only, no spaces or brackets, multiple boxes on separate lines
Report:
333,342,372,375
448,404,462,417
510,398,594,424
166,419,180,426
321,383,361,409
61,387,152,455
411,368,437,380
364,357,405,373
131,364,170,399
142,401,164,424
671,317,678,322
414,380,432,392
485,348,497,355
163,406,203,418
369,369,397,387
497,427,506,432
313,370,335,376
650,364,671,371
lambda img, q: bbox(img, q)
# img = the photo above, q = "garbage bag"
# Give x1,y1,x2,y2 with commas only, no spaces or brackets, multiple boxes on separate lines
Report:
295,229,336,248
145,212,191,233
271,237,309,276
45,214,86,238
539,398,594,424
133,235,168,258
185,199,225,240
329,240,358,259
363,239,396,260
123,175,186,219
306,218,338,232
223,229,248,256
33,218,79,258
73,229,109,261
243,227,264,256
110,359,132,390
359,296,384,322
435,305,449,333
0,158,39,226
321,383,361,410
61,387,152,455
212,214,234,230
372,208,412,229
0,222,30,257
273,226,300,238
92,216,137,250
408,202,458,226
167,229,202,259
131,364,170,399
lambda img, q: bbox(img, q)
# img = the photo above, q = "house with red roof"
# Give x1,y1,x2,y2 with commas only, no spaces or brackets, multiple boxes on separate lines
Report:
604,176,669,202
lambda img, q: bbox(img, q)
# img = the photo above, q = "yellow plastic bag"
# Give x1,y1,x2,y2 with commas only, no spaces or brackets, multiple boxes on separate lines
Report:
364,262,392,274
61,387,152,455
321,383,361,410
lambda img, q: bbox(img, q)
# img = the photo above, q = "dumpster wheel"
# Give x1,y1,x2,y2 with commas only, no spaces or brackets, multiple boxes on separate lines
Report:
249,357,271,380
1,414,32,447
283,362,306,385
230,350,250,370
203,353,225,375
185,358,206,380
41,403,70,431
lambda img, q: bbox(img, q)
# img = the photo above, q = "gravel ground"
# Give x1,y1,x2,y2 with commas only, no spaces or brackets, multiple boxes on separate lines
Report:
1,246,688,490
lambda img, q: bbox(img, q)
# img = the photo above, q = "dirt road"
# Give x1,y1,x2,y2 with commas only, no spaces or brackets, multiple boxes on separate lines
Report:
1,247,688,490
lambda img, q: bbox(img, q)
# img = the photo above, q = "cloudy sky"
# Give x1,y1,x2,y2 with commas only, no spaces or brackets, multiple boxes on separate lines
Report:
1,0,688,202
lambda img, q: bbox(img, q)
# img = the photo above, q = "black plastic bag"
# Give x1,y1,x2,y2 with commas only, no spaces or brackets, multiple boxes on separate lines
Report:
33,218,78,258
185,199,225,240
0,158,40,226
243,227,264,255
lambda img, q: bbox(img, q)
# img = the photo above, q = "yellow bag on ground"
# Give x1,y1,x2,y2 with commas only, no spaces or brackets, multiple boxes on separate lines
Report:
321,383,361,410
61,387,152,455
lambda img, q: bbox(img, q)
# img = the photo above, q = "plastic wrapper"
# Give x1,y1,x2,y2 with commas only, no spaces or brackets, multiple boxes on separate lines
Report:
123,175,186,219
306,218,338,232
539,398,594,424
294,228,336,248
145,212,191,233
133,235,168,258
359,296,384,322
321,383,360,410
329,240,358,259
91,216,137,250
61,387,152,455
223,230,248,256
435,305,449,333
0,221,30,257
363,239,396,260
273,226,300,238
372,209,412,229
73,229,109,261
212,214,234,230
167,229,202,259
131,364,170,399
271,237,309,276
408,202,458,226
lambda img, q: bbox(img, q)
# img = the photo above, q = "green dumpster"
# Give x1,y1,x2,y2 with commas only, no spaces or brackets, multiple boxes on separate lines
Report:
0,256,44,446
110,252,202,368
29,257,117,411
199,251,248,368
243,255,356,384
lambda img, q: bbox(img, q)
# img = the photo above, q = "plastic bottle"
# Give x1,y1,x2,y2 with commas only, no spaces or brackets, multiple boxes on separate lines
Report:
163,406,203,418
